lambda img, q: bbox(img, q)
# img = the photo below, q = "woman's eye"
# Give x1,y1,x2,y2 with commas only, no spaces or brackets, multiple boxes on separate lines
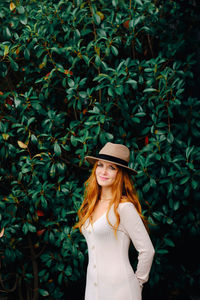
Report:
97,163,116,170
110,166,116,170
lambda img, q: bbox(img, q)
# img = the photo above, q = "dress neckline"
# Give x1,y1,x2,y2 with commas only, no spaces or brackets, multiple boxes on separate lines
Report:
91,210,107,225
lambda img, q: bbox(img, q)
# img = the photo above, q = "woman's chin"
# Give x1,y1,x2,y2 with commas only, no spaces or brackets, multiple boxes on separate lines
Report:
97,180,111,187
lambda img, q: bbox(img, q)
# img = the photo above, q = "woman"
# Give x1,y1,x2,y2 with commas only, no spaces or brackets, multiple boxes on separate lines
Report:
74,142,155,300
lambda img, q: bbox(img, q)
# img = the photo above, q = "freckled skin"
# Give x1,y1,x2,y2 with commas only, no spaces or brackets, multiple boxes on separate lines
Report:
95,161,118,188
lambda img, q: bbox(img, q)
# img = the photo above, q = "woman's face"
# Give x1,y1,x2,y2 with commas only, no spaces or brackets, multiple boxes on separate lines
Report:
95,160,118,187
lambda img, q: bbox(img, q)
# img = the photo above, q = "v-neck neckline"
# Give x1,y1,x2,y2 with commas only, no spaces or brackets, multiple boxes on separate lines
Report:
91,210,107,226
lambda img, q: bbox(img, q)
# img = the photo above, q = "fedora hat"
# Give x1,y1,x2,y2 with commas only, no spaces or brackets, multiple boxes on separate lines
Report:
85,142,137,174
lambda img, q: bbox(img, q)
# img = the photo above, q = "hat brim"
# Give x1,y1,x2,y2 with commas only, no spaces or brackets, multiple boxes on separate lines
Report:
85,156,137,174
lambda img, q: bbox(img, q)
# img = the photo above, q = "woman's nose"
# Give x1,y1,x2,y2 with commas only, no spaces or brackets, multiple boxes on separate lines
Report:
102,166,108,174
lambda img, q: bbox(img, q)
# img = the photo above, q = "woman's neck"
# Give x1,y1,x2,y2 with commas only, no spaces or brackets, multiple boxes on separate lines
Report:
99,186,113,201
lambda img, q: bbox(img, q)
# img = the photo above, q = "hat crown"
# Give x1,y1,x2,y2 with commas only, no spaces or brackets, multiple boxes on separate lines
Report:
99,142,130,163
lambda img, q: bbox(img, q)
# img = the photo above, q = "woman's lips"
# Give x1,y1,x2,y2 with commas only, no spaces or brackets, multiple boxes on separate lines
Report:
99,176,109,180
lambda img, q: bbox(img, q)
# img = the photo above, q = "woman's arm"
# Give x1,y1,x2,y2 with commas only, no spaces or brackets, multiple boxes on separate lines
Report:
119,202,155,287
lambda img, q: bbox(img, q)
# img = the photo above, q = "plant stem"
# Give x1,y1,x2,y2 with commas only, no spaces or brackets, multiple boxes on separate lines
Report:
28,235,39,300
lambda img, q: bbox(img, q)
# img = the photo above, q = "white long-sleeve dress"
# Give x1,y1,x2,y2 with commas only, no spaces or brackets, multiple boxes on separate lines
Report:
82,202,155,300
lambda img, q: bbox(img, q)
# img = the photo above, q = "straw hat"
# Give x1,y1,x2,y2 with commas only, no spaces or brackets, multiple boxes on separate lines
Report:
85,142,137,174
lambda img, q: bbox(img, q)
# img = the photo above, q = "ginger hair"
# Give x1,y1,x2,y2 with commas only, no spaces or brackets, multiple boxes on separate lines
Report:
74,162,148,234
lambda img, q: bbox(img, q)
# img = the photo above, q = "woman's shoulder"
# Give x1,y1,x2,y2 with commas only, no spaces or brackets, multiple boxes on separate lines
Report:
119,197,136,210
118,198,141,222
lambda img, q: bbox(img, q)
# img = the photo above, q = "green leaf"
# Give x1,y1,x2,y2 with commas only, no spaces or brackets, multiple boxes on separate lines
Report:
157,249,169,254
28,224,36,232
79,91,87,98
126,79,137,89
150,178,156,187
4,45,9,56
186,146,194,160
65,265,72,276
95,55,101,67
135,0,143,6
22,223,28,235
143,88,158,93
152,211,163,221
108,87,114,96
173,201,180,211
54,143,61,156
24,48,30,60
9,57,19,71
27,117,35,127
39,289,49,297
112,0,118,7
115,85,123,95
20,14,28,25
191,179,198,190
135,112,145,117
143,182,150,193
93,13,101,25
164,237,175,247
4,27,11,39
167,132,174,143
180,177,190,185
41,195,47,208
71,135,77,146
68,78,75,87
17,6,25,14
111,45,118,56
82,55,90,65
166,218,173,224
58,272,63,284
50,163,56,178
104,132,114,140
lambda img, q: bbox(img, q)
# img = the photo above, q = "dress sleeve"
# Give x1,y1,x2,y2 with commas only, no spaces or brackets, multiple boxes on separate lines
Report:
119,202,155,287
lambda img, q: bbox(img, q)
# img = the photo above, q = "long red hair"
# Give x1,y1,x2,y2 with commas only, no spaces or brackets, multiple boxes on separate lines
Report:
74,162,148,234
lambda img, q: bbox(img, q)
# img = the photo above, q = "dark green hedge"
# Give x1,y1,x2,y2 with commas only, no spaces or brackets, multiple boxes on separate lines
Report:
0,0,199,299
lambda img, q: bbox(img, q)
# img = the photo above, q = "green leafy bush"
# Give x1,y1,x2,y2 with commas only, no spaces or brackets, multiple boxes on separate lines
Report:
0,0,199,299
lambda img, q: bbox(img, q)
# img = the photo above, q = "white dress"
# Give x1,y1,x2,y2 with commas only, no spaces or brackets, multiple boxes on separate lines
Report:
82,202,155,300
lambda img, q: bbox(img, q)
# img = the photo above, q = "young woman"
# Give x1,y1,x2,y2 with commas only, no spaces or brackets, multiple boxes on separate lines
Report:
74,142,155,300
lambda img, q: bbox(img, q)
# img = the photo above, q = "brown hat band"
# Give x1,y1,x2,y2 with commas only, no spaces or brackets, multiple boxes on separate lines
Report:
97,154,128,167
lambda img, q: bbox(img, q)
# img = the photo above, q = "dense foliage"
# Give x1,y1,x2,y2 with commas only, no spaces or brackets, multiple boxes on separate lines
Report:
0,0,199,299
